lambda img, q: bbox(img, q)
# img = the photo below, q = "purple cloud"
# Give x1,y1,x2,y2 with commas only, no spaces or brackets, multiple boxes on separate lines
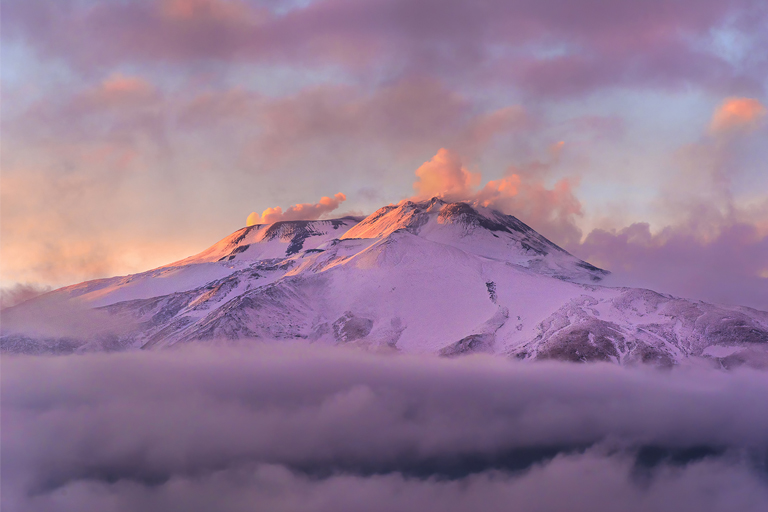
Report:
3,0,765,96
573,221,768,311
2,346,768,511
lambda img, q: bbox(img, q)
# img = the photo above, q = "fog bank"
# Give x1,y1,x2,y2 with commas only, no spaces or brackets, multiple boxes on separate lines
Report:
2,345,768,512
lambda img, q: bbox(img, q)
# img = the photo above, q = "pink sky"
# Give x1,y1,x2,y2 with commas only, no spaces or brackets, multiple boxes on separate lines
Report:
1,0,767,309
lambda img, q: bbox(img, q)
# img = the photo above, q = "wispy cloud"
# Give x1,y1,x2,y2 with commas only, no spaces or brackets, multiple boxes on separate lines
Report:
246,192,347,225
0,283,51,310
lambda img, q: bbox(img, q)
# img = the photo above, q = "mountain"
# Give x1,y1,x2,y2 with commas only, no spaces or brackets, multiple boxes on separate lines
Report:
3,198,767,367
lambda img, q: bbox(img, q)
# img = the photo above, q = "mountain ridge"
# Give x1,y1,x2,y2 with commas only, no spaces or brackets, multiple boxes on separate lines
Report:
2,198,766,367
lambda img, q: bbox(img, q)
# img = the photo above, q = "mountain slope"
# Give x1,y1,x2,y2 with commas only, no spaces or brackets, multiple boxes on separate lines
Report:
342,197,607,282
2,198,767,367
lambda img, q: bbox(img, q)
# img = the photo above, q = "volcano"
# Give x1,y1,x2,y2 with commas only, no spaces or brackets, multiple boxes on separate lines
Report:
3,198,767,367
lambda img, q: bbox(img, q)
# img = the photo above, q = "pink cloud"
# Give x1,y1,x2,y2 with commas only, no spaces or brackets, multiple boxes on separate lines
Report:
463,106,532,150
12,72,165,151
246,192,347,226
569,100,768,309
709,97,767,135
479,173,584,247
412,148,480,200
159,0,255,21
409,148,585,246
3,0,766,308
404,141,768,310
573,220,768,310
4,0,764,96
253,79,534,167
83,73,158,109
256,78,472,161
177,88,262,128
100,73,153,95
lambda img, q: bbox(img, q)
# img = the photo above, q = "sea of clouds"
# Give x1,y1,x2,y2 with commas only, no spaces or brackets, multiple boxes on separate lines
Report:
2,344,768,512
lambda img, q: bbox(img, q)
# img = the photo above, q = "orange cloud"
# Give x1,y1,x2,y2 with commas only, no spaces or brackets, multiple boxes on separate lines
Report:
161,0,252,21
101,74,153,95
709,97,766,135
549,140,565,159
411,148,584,245
246,193,347,226
79,73,157,109
413,148,481,200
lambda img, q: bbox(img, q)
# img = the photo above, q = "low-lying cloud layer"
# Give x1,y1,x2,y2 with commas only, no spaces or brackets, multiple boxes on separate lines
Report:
3,346,768,512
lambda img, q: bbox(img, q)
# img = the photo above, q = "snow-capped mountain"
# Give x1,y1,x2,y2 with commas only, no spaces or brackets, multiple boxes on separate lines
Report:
3,198,767,367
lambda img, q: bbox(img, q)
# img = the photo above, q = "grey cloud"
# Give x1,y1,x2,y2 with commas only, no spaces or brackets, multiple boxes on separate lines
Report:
2,345,768,511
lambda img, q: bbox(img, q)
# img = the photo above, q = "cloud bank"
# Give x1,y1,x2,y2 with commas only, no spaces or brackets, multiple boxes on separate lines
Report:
575,220,768,310
2,346,768,512
571,97,768,309
5,0,766,96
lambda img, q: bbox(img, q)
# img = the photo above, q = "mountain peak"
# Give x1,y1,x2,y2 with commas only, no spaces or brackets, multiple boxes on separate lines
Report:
3,197,766,368
342,198,607,282
170,217,361,266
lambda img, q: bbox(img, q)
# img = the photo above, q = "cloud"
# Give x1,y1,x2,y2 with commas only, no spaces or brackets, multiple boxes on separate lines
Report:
572,220,768,310
404,124,767,310
256,79,473,163
177,88,262,128
0,160,200,289
0,286,140,344
160,0,254,22
252,79,533,172
3,0,767,311
481,174,584,246
247,193,347,226
3,0,765,97
462,106,532,150
412,148,480,200
709,97,767,135
410,148,585,246
12,73,163,148
569,97,768,310
99,73,155,97
2,346,768,511
0,283,51,310
565,116,626,142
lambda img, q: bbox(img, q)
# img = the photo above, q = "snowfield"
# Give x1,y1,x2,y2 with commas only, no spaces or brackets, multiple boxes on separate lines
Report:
2,198,767,367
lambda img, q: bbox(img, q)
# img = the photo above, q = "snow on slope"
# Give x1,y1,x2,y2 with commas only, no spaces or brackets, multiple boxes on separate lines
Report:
343,197,608,282
2,199,767,367
169,217,362,266
22,217,364,309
